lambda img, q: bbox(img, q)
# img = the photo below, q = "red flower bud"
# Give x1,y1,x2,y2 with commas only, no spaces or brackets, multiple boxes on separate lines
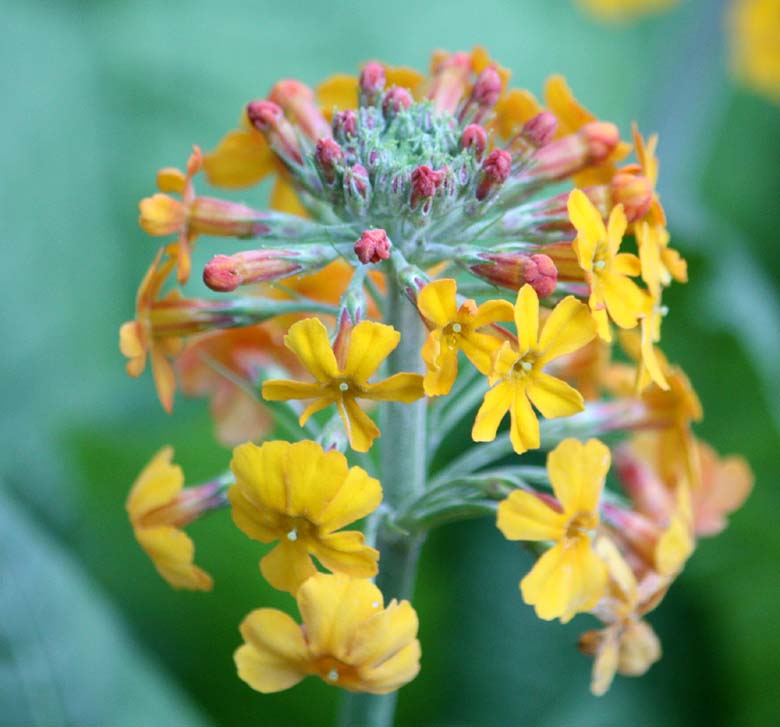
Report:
476,149,512,200
246,100,303,165
268,79,331,141
470,252,557,296
203,251,302,292
359,62,386,106
410,165,444,208
382,87,413,117
460,124,488,160
610,173,653,222
354,229,391,264
333,109,358,139
521,111,558,148
315,138,344,184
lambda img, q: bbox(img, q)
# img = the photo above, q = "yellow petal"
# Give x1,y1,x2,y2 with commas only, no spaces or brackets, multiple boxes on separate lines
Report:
348,599,419,667
235,608,308,693
545,75,593,134
310,531,379,578
344,321,400,382
458,331,503,377
493,88,542,139
150,346,176,414
316,466,383,531
509,387,541,454
472,381,513,443
513,285,539,355
126,446,182,521
203,129,274,189
384,66,426,98
361,373,425,403
230,440,288,512
417,279,458,327
260,540,317,594
138,194,185,236
568,190,606,266
536,295,596,365
520,538,608,622
422,331,459,396
136,526,213,591
359,640,422,694
156,167,186,194
547,438,611,516
526,372,585,419
270,175,309,216
472,298,515,327
590,627,620,696
120,321,146,372
297,573,382,659
606,204,628,258
618,620,661,677
285,441,351,519
228,485,282,543
338,397,380,452
284,318,340,382
497,490,567,541
600,271,645,330
316,74,358,116
261,379,324,402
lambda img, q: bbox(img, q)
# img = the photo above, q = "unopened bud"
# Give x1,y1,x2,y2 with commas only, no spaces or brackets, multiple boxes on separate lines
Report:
470,252,557,297
246,100,303,165
602,502,660,565
332,109,358,140
460,124,488,160
315,138,344,184
428,51,471,115
359,62,386,106
610,173,653,222
614,444,674,524
461,67,502,124
203,250,303,291
521,111,558,148
344,163,371,216
268,79,331,141
382,87,413,118
188,198,271,238
528,121,619,182
410,165,444,208
354,228,391,264
476,149,512,201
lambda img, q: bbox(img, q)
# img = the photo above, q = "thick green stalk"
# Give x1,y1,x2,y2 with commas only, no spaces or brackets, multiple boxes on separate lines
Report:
337,274,426,727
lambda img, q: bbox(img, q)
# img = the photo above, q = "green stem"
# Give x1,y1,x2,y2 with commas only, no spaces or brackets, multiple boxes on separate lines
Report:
337,274,426,727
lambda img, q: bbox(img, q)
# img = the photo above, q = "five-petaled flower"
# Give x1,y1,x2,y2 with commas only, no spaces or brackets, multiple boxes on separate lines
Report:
417,278,514,396
472,285,596,454
235,573,421,694
126,446,215,591
497,438,611,622
229,440,382,593
262,318,425,451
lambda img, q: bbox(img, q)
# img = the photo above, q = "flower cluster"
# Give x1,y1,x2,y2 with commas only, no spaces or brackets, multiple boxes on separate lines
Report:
121,47,752,708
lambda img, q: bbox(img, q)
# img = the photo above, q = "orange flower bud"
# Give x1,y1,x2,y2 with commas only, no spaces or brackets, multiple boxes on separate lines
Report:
470,252,557,297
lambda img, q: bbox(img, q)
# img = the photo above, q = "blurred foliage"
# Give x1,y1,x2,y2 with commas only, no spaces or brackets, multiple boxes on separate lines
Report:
1,0,778,725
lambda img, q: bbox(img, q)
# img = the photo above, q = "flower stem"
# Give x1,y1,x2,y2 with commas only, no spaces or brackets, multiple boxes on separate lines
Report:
337,273,426,727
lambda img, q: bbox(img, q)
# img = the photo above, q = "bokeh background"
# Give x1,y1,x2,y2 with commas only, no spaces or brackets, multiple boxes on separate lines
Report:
2,0,779,725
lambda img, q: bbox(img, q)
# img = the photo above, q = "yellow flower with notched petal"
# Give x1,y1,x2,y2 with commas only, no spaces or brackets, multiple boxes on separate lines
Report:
497,438,611,622
472,285,596,455
235,573,420,694
417,279,514,396
229,440,381,594
568,189,646,341
126,447,213,591
263,318,424,452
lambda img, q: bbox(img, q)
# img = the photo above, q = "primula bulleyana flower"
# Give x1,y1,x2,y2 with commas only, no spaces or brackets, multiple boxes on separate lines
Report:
235,573,420,694
417,278,513,396
568,189,645,341
229,440,381,593
729,0,780,103
472,285,596,455
262,318,424,452
126,447,214,591
580,537,662,695
635,220,687,301
577,0,678,23
497,438,611,622
119,248,181,413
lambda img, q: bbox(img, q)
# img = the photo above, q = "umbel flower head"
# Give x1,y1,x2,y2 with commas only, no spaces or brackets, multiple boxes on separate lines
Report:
120,46,751,710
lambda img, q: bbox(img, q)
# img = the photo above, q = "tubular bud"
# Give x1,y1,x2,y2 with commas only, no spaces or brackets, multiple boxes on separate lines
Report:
461,66,502,123
268,79,331,141
521,111,558,148
246,100,303,165
614,444,674,524
602,503,661,565
354,228,391,264
476,149,512,201
203,250,304,291
359,62,387,106
610,173,654,222
410,165,444,208
188,198,271,238
470,252,557,297
315,138,344,184
428,51,471,115
460,123,488,160
382,87,413,118
332,109,358,141
136,480,226,529
344,163,371,216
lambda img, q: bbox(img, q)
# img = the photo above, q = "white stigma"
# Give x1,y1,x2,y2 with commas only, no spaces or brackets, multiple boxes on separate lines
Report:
338,382,349,392
594,260,606,270
287,528,298,542
521,361,532,372
451,323,462,333
327,669,339,682
371,601,380,609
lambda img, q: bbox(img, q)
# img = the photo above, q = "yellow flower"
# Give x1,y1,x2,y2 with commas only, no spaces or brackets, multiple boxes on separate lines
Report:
417,279,514,396
497,438,611,622
729,0,780,103
262,318,424,452
235,573,421,694
229,440,381,594
119,248,180,413
472,285,596,454
635,220,687,301
126,447,213,591
577,0,678,23
568,189,646,341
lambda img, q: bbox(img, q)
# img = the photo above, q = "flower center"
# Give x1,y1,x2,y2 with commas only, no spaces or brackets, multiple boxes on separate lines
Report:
565,512,598,541
510,354,536,380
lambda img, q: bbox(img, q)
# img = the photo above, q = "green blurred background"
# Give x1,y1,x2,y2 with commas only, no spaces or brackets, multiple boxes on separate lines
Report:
2,0,778,725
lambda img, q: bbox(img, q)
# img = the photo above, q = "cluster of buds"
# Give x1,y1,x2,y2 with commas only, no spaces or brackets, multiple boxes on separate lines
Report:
119,46,752,716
